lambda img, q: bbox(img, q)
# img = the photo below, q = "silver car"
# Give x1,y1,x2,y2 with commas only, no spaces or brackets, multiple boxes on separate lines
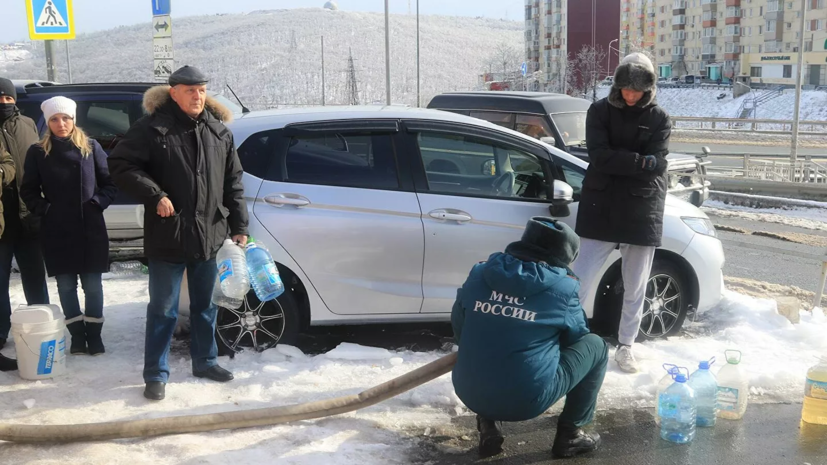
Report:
218,107,725,353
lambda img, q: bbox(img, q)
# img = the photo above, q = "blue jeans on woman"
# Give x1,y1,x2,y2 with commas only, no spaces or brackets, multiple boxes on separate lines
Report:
54,273,104,323
143,258,219,384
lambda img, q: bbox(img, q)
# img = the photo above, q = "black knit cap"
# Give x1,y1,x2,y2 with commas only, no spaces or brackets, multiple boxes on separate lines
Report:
168,65,209,87
0,78,16,102
505,217,580,269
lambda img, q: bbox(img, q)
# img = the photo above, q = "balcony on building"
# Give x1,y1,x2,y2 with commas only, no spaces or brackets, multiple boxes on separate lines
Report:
725,52,740,60
726,0,740,5
703,20,717,28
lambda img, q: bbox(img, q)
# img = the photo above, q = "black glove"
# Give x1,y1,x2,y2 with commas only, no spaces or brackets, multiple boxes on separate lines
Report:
641,155,658,171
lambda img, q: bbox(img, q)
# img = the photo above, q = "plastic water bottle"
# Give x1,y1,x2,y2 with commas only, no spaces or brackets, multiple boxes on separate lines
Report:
801,356,827,425
216,239,250,300
689,357,718,427
659,367,696,444
211,275,244,310
655,363,679,426
717,350,749,420
109,261,147,277
246,239,284,302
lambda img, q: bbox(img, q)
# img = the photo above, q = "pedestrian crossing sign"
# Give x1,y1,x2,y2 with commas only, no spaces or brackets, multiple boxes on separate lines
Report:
26,0,75,40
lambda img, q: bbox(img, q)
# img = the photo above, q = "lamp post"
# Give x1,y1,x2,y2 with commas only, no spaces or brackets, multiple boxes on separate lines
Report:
385,0,391,105
608,39,619,75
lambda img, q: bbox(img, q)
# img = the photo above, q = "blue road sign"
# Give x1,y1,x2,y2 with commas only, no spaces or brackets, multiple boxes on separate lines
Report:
521,62,528,77
27,0,75,40
152,0,171,16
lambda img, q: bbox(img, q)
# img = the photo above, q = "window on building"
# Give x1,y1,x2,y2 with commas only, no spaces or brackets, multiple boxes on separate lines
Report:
783,65,792,78
805,40,813,51
750,66,762,77
767,1,779,12
704,27,716,37
766,20,776,32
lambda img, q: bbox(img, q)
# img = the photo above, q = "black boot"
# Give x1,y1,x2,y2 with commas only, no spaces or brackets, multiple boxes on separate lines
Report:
477,415,505,458
0,353,17,372
0,337,6,349
551,424,601,458
66,319,88,355
85,320,105,356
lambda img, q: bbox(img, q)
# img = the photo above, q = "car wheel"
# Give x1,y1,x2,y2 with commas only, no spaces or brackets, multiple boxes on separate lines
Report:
215,288,301,354
636,260,689,341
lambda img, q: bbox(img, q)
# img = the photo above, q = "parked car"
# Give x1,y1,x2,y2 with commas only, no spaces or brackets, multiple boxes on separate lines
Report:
219,106,725,353
12,80,244,261
426,91,710,206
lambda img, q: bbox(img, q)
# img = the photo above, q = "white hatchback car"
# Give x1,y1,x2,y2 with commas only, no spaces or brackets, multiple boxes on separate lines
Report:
218,107,724,352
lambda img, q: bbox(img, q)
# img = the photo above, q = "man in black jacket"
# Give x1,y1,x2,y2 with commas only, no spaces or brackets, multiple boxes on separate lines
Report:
572,53,671,374
0,78,50,351
108,66,248,400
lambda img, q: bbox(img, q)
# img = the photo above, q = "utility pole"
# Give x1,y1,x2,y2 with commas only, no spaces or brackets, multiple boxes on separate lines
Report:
416,0,420,107
321,36,326,106
44,40,58,81
346,48,360,105
385,0,391,105
790,0,807,181
65,40,73,83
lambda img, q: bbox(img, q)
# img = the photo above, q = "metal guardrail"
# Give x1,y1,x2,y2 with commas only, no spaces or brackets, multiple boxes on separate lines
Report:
671,116,827,135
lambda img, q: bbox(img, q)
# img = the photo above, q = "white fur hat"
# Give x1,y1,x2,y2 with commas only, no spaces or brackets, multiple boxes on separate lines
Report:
619,52,655,74
41,96,77,122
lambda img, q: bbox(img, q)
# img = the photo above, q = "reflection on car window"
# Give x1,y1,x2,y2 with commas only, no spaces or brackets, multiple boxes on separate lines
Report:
238,130,277,179
515,115,554,140
469,111,515,130
285,132,399,190
76,101,138,149
417,132,547,200
558,160,584,201
551,112,587,147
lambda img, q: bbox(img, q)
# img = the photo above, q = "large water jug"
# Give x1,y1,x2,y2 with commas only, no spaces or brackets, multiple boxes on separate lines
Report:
717,350,749,420
655,363,679,426
688,357,718,427
246,239,284,302
802,356,827,425
211,275,244,310
659,367,696,444
216,239,250,300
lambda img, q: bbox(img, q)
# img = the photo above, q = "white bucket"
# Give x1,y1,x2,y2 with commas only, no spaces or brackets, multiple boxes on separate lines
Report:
10,305,67,380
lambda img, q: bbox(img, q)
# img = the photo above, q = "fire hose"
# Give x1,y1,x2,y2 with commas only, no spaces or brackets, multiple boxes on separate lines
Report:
0,352,457,443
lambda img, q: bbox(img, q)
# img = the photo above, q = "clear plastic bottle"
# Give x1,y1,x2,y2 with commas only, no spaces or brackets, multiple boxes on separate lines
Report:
688,357,718,427
659,367,696,444
211,275,244,310
655,363,679,426
717,350,749,420
802,356,827,425
246,240,284,302
216,239,250,300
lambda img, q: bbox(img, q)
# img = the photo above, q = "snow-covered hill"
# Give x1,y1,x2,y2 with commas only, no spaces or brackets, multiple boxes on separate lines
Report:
0,8,522,109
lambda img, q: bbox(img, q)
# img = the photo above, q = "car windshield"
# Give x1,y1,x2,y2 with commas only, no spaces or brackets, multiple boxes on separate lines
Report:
550,112,587,147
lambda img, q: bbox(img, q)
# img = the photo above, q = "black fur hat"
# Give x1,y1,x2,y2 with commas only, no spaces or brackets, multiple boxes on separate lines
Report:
608,52,657,109
505,217,580,269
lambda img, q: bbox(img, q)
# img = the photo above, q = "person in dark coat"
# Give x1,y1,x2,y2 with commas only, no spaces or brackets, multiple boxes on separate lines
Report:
107,66,248,401
0,77,50,351
452,218,608,459
20,96,118,357
572,53,671,374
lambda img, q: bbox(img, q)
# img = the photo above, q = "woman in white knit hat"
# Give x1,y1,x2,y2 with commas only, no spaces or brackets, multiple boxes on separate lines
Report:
19,96,118,356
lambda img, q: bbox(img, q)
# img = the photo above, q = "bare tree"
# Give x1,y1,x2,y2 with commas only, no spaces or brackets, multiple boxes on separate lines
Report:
567,45,607,102
490,41,523,81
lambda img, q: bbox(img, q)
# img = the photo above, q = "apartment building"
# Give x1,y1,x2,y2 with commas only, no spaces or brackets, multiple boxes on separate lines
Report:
647,0,827,85
524,0,621,90
620,0,658,56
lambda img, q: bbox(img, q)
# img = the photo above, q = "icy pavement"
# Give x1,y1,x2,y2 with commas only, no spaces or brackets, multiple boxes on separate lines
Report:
1,277,825,464
703,199,827,232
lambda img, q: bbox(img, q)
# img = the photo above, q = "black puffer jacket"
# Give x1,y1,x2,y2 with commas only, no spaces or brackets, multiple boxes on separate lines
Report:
0,109,40,238
107,86,248,263
575,54,671,247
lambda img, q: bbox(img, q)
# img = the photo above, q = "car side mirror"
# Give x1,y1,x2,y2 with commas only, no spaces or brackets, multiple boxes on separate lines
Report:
701,146,711,157
549,180,574,218
540,136,557,145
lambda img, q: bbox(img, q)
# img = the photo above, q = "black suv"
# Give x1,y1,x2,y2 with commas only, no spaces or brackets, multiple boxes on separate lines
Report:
12,81,242,260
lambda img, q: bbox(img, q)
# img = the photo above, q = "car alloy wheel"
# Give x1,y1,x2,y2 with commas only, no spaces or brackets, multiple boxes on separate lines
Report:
640,273,683,339
215,292,286,353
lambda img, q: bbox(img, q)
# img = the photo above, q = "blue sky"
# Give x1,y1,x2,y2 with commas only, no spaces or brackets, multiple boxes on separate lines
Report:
2,0,526,43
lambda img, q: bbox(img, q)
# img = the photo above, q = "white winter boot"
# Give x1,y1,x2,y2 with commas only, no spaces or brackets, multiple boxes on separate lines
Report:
615,345,640,373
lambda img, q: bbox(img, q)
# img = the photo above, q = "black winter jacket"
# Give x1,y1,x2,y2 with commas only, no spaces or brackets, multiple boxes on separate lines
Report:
0,110,40,239
107,86,248,263
575,96,671,247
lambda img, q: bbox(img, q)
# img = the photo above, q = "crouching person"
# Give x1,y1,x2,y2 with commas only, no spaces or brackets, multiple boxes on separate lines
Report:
451,218,609,459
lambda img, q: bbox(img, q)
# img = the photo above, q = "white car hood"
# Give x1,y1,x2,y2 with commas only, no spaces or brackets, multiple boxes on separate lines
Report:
665,194,708,219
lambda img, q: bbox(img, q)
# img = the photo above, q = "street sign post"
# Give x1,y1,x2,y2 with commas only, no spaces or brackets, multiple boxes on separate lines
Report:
26,0,75,40
151,0,173,82
521,62,528,77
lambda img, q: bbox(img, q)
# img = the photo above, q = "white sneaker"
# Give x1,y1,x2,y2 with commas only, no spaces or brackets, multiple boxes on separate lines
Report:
615,345,640,373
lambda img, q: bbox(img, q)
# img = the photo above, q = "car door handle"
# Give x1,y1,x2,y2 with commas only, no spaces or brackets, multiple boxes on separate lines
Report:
264,194,311,207
428,209,472,223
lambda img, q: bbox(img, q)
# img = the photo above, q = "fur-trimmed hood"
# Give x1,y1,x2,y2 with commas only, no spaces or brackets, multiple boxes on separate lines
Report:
608,53,658,109
142,85,234,123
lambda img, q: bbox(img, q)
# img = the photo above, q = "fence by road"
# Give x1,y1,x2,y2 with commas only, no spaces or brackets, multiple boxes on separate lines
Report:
671,116,827,135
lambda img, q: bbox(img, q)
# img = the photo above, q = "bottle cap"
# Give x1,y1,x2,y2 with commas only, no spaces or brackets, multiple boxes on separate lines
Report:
246,242,257,250
725,350,741,365
675,373,688,383
699,356,716,370
673,367,689,383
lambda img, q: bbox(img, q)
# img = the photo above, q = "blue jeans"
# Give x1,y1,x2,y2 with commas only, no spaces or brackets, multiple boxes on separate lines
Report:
0,239,50,338
54,274,104,322
143,258,219,383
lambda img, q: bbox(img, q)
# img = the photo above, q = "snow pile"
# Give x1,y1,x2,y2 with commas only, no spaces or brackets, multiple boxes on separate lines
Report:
1,276,825,462
703,200,827,231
